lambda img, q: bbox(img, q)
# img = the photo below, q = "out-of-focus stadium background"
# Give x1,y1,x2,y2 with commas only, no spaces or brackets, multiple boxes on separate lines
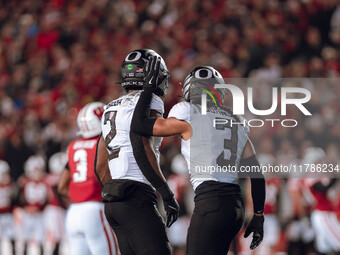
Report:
0,0,339,254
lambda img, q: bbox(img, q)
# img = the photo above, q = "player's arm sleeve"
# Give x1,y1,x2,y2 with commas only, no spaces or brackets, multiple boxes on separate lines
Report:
131,90,157,137
312,179,337,193
130,91,174,198
130,131,173,199
239,155,266,214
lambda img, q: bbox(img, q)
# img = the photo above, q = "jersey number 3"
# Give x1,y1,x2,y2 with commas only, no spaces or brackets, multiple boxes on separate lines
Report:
73,149,88,183
215,118,238,167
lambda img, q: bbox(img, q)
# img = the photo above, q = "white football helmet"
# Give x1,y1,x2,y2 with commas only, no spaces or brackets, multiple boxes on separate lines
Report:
77,102,104,139
182,66,225,103
0,160,10,183
24,155,46,180
303,147,325,164
49,152,67,174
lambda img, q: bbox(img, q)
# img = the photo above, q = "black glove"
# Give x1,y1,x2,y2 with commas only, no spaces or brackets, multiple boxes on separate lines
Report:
163,194,180,228
244,215,264,250
143,56,161,92
158,184,179,227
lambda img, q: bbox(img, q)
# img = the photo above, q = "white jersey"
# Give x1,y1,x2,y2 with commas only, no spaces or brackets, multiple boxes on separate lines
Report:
168,101,249,190
102,91,164,186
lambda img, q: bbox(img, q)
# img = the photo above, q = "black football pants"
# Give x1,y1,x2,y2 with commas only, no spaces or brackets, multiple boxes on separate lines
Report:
104,196,171,255
186,195,245,255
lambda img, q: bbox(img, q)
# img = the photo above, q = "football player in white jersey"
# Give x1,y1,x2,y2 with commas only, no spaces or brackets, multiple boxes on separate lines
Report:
131,62,266,255
0,160,16,255
44,152,67,255
19,155,48,255
95,49,179,255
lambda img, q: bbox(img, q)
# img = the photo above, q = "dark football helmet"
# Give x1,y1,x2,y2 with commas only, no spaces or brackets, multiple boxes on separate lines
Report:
182,66,225,104
121,49,169,96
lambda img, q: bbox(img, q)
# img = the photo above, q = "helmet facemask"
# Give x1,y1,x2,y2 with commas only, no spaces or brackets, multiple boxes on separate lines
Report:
121,49,169,97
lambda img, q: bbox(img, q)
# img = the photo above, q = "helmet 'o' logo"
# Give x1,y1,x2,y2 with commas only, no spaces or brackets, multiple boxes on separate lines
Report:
125,52,142,62
195,69,212,79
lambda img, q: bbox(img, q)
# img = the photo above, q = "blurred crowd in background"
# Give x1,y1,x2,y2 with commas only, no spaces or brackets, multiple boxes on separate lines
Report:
0,0,339,254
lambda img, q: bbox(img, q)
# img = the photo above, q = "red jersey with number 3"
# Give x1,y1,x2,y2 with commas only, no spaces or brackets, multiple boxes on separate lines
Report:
67,137,102,203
